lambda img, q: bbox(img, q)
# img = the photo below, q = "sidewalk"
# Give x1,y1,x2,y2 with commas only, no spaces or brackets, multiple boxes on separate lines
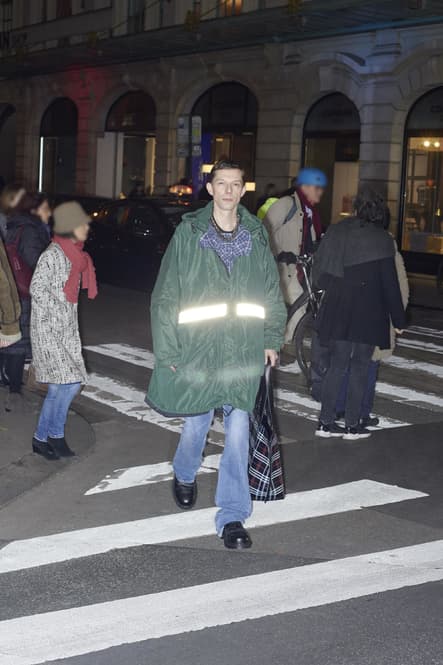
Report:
0,386,95,510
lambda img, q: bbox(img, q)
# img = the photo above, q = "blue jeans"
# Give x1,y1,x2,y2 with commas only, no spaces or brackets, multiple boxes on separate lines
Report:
336,360,380,420
173,406,252,535
320,341,375,427
35,383,81,442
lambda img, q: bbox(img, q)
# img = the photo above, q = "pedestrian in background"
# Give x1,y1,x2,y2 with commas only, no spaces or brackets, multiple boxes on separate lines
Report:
0,184,25,240
313,186,406,441
256,182,278,213
2,193,51,411
335,206,410,428
0,238,21,349
30,202,97,461
264,167,326,342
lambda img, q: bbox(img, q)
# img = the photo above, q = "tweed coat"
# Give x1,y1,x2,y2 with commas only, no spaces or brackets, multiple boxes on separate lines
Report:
0,238,21,344
30,243,87,384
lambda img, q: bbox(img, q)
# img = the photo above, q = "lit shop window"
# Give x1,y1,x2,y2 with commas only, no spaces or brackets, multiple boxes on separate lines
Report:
218,0,243,17
402,88,443,255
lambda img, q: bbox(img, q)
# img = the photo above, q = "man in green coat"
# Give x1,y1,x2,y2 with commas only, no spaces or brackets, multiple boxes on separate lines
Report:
147,160,286,549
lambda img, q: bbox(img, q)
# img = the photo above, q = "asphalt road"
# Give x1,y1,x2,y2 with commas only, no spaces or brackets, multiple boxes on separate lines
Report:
0,279,442,665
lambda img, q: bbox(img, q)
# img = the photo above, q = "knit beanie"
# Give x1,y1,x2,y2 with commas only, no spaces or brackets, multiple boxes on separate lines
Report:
53,202,90,234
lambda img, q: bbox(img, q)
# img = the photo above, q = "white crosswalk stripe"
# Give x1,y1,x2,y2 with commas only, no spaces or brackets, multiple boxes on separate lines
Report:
1,540,442,665
0,480,426,573
83,341,443,434
84,454,222,495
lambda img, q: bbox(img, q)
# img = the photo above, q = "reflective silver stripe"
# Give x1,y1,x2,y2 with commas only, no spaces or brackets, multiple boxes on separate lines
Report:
178,304,228,324
236,303,265,319
178,302,265,324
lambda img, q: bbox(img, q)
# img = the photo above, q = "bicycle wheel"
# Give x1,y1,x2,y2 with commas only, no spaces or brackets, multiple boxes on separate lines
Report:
293,311,314,385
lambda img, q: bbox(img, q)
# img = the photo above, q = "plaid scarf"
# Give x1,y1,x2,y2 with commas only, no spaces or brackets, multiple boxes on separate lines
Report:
200,222,252,274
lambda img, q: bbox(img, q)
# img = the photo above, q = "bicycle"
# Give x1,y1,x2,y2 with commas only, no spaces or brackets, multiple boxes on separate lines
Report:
279,252,323,385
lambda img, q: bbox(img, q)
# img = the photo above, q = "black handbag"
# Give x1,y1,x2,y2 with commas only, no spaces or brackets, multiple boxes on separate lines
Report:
249,364,285,501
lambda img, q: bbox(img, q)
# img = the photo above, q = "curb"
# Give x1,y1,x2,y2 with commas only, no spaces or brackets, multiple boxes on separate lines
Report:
0,403,95,511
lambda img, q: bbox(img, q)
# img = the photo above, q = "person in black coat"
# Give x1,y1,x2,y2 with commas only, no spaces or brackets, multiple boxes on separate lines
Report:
312,186,406,440
2,193,51,411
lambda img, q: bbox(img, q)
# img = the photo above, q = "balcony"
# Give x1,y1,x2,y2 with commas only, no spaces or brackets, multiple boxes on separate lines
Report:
0,6,113,58
0,0,442,79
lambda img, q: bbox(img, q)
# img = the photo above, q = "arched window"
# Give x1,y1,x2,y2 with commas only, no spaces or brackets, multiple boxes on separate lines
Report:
303,93,361,225
96,91,157,197
401,87,443,266
0,104,16,184
106,91,156,135
190,82,258,190
39,98,78,194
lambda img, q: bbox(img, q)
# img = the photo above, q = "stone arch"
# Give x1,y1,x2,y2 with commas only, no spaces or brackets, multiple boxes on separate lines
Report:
173,77,259,194
39,97,78,194
91,81,158,135
393,50,443,140
287,59,363,188
174,71,261,119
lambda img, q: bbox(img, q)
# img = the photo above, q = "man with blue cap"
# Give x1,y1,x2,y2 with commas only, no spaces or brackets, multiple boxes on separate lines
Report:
264,167,327,342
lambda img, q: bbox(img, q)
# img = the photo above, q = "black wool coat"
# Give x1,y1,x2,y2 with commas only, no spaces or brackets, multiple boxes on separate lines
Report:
3,213,50,357
314,218,406,349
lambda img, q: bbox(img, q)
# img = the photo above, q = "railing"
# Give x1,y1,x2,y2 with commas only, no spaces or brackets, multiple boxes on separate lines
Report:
1,6,113,56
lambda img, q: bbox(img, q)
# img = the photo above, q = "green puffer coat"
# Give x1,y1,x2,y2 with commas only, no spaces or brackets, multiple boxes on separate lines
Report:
146,203,286,416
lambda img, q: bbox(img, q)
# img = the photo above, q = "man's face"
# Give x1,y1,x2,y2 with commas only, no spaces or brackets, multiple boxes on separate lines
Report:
300,184,325,205
206,169,246,211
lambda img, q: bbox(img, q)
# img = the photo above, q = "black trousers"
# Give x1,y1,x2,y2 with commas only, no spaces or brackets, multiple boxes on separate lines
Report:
3,353,26,393
320,340,375,428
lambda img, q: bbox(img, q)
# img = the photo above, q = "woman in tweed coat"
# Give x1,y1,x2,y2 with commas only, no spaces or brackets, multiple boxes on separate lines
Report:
30,202,97,460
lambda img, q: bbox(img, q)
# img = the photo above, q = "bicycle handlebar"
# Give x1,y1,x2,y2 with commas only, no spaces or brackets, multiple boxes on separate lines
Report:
277,252,313,266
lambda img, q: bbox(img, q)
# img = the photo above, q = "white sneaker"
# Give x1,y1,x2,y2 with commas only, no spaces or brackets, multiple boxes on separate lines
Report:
315,422,345,438
343,426,372,441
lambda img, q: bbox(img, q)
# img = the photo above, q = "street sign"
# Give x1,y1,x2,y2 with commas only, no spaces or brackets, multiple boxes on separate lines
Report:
177,115,189,143
177,115,190,158
177,145,189,158
191,115,202,145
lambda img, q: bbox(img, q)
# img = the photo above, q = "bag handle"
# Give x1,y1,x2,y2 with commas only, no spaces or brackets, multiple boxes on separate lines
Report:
263,363,276,430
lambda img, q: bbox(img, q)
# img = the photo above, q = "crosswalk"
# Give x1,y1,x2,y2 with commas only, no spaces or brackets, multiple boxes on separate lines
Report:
0,466,441,664
0,324,442,664
82,324,443,438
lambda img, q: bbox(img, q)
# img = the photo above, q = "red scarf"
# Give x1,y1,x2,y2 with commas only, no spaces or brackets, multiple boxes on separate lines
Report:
53,236,98,304
296,186,323,251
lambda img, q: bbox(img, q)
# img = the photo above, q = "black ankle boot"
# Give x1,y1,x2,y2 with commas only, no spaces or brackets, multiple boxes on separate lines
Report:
32,438,60,461
48,437,76,457
173,476,197,509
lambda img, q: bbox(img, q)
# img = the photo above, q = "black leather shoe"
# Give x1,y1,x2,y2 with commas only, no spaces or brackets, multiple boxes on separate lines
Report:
49,437,76,457
32,438,59,461
173,476,197,510
222,522,252,550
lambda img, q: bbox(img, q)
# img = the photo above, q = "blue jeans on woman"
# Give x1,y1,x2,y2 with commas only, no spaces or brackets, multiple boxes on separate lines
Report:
173,406,252,536
35,383,81,442
336,360,380,420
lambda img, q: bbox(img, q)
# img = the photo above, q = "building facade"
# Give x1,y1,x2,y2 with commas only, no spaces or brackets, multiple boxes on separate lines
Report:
0,0,443,271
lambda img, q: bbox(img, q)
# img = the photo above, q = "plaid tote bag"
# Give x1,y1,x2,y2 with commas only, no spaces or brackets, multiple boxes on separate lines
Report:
249,364,285,501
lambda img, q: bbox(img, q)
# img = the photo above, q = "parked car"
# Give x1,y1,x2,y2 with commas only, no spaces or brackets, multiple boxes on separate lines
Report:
51,194,112,218
86,198,176,289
